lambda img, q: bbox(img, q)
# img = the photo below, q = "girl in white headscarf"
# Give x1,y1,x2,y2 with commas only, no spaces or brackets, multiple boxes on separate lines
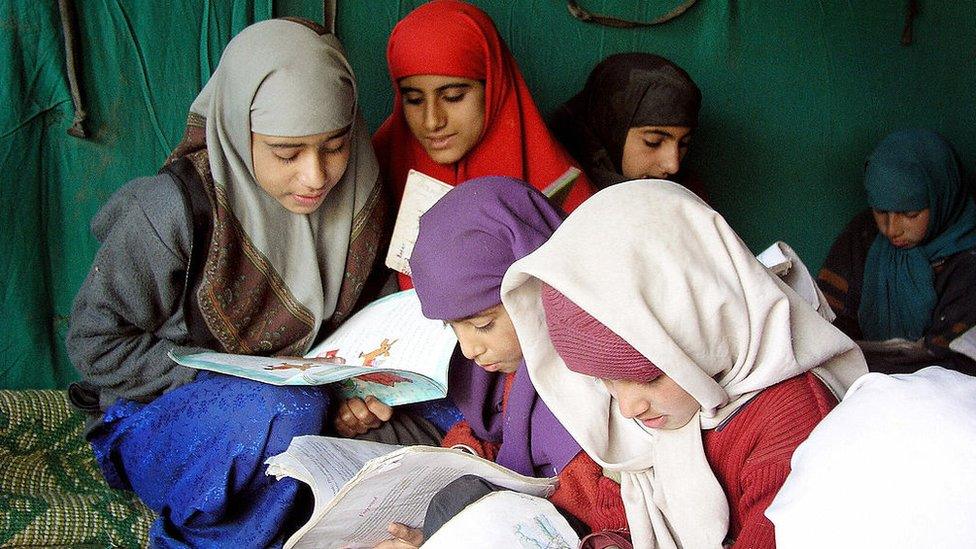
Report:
66,19,385,546
501,180,866,549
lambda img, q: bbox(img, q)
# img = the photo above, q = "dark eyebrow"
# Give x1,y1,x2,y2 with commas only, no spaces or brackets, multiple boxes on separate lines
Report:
399,83,473,95
266,142,304,150
324,125,351,141
263,125,351,149
435,83,472,93
642,129,675,139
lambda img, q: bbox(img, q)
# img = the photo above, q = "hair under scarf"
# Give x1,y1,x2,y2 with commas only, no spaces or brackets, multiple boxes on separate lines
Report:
171,19,382,354
408,176,580,477
550,53,701,189
502,180,866,548
859,129,976,341
372,0,593,210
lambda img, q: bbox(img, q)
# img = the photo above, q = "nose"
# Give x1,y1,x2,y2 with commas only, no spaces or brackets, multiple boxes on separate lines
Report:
614,383,650,419
299,152,330,191
659,144,681,178
880,213,901,238
423,101,446,132
457,333,486,361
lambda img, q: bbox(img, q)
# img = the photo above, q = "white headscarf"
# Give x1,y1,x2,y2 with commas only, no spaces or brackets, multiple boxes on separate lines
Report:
189,19,379,342
501,180,867,548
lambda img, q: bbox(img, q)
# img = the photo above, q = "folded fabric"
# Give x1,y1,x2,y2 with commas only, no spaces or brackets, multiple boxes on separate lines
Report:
766,366,976,548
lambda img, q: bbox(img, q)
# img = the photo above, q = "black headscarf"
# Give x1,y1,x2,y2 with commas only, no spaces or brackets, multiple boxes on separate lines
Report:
550,53,701,189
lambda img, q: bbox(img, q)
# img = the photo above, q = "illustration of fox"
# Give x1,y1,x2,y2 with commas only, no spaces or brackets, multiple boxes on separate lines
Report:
359,338,397,367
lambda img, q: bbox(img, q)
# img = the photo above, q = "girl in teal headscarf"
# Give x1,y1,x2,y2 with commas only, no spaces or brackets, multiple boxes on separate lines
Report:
819,129,976,374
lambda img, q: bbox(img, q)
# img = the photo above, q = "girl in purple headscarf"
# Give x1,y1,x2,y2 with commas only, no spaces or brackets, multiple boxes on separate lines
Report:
369,176,628,547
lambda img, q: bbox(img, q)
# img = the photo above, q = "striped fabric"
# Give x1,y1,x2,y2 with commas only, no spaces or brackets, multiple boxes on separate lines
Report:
0,389,152,547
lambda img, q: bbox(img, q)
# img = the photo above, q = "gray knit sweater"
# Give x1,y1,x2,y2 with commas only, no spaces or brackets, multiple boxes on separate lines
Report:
66,174,206,417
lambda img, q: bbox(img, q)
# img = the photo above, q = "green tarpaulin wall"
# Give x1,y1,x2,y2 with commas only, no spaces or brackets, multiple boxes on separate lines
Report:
2,1,974,389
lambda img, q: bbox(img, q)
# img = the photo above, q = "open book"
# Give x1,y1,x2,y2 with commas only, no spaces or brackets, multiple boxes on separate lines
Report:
168,290,457,406
423,491,580,549
264,436,559,549
856,337,933,367
757,241,836,322
385,168,581,276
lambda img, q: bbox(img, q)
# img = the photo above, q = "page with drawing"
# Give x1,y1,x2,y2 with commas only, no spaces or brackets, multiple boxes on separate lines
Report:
424,491,580,549
264,436,558,549
168,290,458,405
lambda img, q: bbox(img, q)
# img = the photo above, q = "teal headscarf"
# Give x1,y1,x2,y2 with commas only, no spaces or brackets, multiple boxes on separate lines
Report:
859,129,976,340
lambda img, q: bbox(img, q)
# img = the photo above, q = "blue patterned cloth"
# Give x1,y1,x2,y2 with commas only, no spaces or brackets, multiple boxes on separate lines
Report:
88,372,331,548
400,397,464,434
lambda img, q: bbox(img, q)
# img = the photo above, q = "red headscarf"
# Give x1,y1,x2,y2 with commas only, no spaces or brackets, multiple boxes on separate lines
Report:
373,0,594,212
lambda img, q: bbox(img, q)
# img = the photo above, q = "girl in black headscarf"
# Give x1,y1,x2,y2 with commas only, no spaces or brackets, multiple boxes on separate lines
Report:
550,53,704,196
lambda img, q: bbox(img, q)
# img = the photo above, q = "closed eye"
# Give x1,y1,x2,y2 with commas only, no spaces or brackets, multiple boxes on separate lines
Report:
402,94,424,106
321,140,347,154
474,320,495,333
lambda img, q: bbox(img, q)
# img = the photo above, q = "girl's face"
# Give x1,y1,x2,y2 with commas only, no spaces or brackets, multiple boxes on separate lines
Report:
871,208,931,249
620,125,692,180
602,375,700,430
251,126,351,214
448,304,522,374
399,75,486,165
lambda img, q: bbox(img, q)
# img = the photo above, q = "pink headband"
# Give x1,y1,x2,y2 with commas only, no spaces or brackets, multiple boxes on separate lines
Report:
540,283,663,381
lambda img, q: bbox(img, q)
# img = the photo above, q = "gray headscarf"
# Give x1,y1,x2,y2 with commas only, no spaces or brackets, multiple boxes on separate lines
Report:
188,19,380,343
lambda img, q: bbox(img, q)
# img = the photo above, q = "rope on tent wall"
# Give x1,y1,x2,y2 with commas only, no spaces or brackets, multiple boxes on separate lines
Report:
565,0,698,29
901,0,919,46
58,0,87,138
324,0,337,34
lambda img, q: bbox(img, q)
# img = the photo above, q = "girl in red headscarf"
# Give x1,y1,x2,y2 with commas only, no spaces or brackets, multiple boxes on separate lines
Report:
373,1,595,283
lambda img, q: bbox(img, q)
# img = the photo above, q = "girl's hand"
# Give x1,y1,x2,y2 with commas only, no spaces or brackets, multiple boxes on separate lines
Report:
373,522,424,548
333,396,393,437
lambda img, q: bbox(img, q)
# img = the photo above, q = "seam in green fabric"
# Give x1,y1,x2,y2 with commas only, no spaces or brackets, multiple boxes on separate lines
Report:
110,0,172,159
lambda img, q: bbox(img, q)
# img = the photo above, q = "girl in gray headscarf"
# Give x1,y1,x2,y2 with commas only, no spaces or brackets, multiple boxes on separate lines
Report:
66,18,386,546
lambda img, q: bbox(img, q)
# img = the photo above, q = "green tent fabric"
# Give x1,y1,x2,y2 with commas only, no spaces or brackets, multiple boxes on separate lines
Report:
2,0,975,389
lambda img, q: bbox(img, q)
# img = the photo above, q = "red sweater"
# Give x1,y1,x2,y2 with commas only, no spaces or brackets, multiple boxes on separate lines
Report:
702,372,837,548
581,372,836,549
441,373,628,533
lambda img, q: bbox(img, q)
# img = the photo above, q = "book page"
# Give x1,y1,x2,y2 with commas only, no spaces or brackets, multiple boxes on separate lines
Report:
757,242,792,276
759,241,836,322
279,441,557,549
950,326,976,361
169,291,457,405
540,167,581,208
266,436,403,519
168,350,377,386
857,338,932,368
306,290,457,403
384,170,453,276
424,491,580,549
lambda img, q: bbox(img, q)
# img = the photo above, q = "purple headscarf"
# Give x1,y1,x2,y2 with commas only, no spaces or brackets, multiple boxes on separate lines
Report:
409,176,581,477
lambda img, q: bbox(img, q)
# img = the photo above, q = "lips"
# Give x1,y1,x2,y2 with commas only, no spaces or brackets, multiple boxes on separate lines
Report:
424,134,456,150
640,415,668,429
477,362,500,372
292,191,325,207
